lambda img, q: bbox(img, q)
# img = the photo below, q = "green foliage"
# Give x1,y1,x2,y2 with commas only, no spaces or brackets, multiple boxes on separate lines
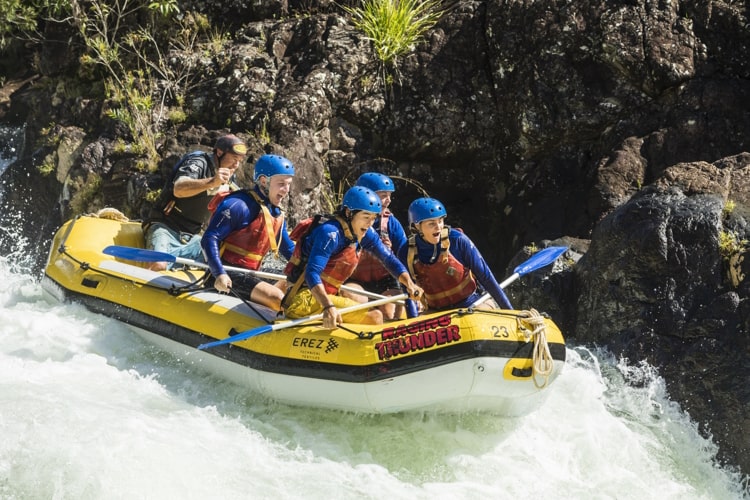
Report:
345,0,442,81
205,26,231,56
3,0,224,171
0,0,68,50
0,0,35,50
256,113,271,144
148,0,179,16
167,107,187,125
722,199,736,218
103,70,160,161
69,172,103,215
145,188,162,204
37,153,56,176
718,229,747,261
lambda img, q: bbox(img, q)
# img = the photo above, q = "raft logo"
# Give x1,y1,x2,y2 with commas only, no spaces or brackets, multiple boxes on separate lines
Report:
325,338,339,353
375,314,460,360
291,335,341,361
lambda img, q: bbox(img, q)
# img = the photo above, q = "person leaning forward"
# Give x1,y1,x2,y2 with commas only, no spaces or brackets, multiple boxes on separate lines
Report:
282,186,423,329
201,154,296,311
142,134,247,271
345,172,409,320
398,197,512,312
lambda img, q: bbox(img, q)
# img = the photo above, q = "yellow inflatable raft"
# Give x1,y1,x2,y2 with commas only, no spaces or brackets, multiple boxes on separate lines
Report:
41,212,567,415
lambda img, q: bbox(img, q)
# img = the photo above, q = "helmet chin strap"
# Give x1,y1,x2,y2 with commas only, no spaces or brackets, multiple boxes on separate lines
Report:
341,208,359,240
257,176,270,197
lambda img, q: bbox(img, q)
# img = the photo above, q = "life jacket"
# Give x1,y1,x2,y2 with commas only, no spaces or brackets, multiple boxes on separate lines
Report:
349,211,392,283
149,152,215,234
219,191,284,270
283,215,360,306
406,227,477,310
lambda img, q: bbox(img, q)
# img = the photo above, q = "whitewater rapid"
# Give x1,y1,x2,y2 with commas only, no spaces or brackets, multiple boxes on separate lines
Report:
0,252,747,499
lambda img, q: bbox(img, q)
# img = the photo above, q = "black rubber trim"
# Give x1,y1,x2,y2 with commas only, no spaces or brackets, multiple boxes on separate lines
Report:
46,275,567,383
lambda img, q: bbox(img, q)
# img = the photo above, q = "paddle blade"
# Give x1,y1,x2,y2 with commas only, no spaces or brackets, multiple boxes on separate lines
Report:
197,325,274,350
513,246,567,277
103,245,177,264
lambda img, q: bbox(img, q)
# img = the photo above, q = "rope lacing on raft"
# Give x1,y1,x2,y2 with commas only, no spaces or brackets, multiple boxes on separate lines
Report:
516,308,554,389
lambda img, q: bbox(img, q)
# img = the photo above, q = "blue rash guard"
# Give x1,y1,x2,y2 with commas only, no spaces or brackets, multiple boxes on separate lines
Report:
302,218,407,289
201,187,294,277
397,228,512,309
379,213,408,256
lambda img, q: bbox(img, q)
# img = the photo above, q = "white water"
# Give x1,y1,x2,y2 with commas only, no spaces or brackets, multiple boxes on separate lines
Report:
0,250,748,499
0,124,22,177
0,126,747,498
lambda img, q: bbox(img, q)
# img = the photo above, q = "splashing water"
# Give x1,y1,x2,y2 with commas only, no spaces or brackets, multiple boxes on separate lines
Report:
0,124,747,499
0,123,23,177
0,256,747,498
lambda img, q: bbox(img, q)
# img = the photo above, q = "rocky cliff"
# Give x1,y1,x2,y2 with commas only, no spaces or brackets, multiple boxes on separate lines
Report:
1,0,748,477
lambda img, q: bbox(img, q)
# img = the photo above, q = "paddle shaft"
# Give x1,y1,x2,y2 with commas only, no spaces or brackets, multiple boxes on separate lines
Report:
471,246,568,307
186,258,395,302
270,292,409,331
198,293,409,349
103,245,397,302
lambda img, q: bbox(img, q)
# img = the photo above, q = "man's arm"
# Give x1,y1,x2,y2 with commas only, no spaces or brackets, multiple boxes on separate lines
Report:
173,174,225,198
172,155,233,198
279,220,295,260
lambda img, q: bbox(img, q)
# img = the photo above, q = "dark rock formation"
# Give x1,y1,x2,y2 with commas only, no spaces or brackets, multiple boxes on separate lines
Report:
575,157,750,474
1,0,748,476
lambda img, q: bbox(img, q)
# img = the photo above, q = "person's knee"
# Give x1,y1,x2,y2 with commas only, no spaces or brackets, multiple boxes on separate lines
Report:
381,303,400,321
148,262,168,272
363,309,383,325
252,283,284,311
340,283,368,303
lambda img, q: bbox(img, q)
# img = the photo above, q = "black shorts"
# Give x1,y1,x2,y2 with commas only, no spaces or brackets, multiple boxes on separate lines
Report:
347,275,401,295
206,270,263,296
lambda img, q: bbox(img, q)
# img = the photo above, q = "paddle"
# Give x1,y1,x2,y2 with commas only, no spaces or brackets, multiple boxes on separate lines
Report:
102,245,394,302
196,293,409,350
197,246,568,350
471,245,568,307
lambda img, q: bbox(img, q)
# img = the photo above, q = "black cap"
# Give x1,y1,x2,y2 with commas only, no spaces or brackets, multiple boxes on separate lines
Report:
214,134,247,155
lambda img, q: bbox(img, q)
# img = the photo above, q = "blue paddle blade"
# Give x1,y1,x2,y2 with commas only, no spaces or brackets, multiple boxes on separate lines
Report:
103,245,178,263
197,324,274,350
513,246,567,277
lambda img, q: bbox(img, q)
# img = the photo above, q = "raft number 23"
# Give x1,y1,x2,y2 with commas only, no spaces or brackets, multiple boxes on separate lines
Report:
492,325,510,338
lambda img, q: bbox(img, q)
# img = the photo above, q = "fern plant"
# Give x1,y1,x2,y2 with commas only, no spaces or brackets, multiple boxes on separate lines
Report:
345,0,442,83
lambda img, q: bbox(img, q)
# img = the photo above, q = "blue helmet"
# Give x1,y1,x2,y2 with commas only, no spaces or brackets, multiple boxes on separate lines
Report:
356,172,395,192
408,197,447,225
342,186,382,213
253,154,295,182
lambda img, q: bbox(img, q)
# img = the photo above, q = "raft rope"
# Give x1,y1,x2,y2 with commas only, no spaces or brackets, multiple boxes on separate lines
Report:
229,287,273,325
516,308,554,389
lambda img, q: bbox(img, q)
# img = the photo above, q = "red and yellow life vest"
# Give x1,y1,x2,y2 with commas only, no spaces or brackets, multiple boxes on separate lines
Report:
318,245,360,294
407,228,477,309
284,215,360,295
220,191,283,270
349,211,391,283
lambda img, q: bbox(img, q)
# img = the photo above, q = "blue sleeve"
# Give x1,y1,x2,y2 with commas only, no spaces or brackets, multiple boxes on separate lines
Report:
387,216,408,257
304,223,343,288
396,241,408,268
362,227,407,277
279,219,295,260
450,230,512,309
201,196,256,276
